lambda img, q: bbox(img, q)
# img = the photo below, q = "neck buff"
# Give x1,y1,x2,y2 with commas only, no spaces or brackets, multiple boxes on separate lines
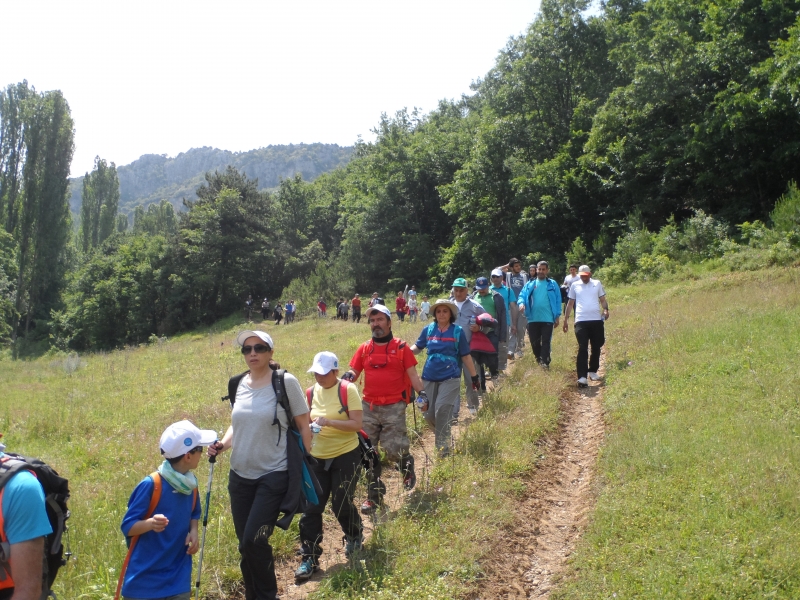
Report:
372,331,394,344
158,459,199,495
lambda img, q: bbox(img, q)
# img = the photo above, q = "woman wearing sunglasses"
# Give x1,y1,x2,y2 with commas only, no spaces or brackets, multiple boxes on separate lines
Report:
208,330,311,600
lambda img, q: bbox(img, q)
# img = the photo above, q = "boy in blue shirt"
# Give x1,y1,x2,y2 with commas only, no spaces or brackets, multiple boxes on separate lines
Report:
120,421,216,600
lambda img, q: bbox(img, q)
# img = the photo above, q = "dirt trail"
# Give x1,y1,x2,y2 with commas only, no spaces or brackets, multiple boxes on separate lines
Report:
472,355,606,600
272,355,605,599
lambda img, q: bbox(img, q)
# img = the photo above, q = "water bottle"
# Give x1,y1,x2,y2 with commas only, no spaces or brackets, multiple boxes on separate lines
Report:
310,421,322,434
415,393,428,412
469,316,476,327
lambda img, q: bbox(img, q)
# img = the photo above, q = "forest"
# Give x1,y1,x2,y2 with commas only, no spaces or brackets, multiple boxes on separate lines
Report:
2,0,800,352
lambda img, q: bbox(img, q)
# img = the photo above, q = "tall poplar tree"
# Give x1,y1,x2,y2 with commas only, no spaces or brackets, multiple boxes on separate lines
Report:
80,156,120,252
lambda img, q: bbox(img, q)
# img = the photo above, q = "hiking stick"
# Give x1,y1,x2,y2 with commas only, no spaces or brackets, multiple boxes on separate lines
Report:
194,452,216,600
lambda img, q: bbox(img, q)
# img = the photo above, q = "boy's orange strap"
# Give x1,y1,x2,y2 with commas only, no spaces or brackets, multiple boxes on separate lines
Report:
113,472,162,600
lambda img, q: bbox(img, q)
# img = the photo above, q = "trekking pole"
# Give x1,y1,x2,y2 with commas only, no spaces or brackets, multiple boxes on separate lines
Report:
194,451,217,600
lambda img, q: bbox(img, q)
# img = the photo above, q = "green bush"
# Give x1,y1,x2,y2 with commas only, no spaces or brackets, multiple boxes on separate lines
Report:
771,180,800,235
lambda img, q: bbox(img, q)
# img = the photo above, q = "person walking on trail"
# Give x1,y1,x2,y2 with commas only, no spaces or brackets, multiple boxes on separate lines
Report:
489,269,516,373
472,276,507,366
286,300,296,324
410,300,478,458
273,303,283,325
295,352,364,581
498,258,530,360
317,298,327,318
450,278,486,418
419,296,431,321
407,294,418,323
261,298,270,321
561,265,580,312
0,439,52,600
207,331,312,600
120,420,217,600
368,292,379,308
341,305,425,515
395,291,407,322
351,293,362,323
563,265,609,387
517,261,562,369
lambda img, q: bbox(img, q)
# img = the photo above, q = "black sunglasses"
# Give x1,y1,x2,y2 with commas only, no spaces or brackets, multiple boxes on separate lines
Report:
241,344,272,354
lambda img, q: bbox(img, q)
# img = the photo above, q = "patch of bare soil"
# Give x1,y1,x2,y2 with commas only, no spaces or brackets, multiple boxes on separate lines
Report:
468,355,606,600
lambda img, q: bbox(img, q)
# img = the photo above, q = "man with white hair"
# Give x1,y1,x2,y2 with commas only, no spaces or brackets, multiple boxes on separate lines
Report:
563,265,609,387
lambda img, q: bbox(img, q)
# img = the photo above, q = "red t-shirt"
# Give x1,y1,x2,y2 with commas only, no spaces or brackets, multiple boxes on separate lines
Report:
352,297,361,308
350,338,417,405
395,297,407,313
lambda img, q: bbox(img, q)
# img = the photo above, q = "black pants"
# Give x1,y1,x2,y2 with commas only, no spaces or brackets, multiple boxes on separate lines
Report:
352,308,361,323
527,322,554,365
299,447,363,561
470,351,498,389
574,320,605,378
228,469,288,600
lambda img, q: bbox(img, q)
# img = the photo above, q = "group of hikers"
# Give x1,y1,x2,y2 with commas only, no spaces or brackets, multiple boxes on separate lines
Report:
0,258,608,600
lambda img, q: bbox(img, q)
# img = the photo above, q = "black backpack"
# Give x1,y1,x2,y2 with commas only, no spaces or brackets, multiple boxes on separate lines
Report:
0,453,70,600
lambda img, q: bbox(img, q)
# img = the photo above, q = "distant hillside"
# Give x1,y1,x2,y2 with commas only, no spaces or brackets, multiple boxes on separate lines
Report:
68,143,353,215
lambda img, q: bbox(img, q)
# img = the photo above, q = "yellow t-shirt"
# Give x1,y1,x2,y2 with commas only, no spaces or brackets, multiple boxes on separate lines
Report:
310,380,361,459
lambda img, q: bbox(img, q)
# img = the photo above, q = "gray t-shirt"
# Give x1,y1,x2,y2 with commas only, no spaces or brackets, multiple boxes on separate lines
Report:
230,372,309,479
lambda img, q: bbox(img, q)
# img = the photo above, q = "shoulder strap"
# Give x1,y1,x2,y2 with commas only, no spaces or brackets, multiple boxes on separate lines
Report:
426,322,436,337
223,371,249,407
147,472,162,519
305,386,313,408
337,380,350,416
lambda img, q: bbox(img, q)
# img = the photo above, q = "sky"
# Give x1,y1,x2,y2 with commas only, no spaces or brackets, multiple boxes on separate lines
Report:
2,0,541,176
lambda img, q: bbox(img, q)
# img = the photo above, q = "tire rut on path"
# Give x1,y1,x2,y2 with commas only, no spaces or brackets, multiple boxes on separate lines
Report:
471,354,606,600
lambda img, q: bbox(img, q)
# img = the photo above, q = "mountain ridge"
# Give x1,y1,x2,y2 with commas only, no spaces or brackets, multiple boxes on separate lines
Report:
69,143,353,215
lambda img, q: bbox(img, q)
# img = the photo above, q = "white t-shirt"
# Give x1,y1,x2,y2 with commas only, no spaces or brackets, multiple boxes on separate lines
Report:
420,301,431,314
569,279,606,322
562,274,580,290
230,372,309,479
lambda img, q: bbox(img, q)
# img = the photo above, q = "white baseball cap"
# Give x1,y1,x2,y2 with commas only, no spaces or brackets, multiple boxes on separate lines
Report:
491,268,504,278
236,330,274,348
365,304,391,319
160,420,217,459
308,351,340,375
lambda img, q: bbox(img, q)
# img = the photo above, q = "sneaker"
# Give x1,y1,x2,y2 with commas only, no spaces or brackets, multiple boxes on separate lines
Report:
294,557,318,581
515,351,524,359
344,534,364,558
360,499,378,515
403,469,416,491
577,377,588,388
588,372,601,381
468,407,478,417
507,353,515,361
541,362,550,370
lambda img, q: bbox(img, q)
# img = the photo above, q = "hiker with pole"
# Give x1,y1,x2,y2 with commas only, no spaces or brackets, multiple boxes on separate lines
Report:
207,331,312,600
117,420,217,600
295,351,365,581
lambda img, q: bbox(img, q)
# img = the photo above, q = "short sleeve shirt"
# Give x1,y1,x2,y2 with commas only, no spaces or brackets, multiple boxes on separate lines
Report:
120,475,202,598
309,381,360,459
414,324,471,382
230,372,309,478
350,339,417,403
569,279,606,322
1,469,51,545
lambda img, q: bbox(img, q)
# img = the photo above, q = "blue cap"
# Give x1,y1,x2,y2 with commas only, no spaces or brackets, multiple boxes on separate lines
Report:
475,277,489,290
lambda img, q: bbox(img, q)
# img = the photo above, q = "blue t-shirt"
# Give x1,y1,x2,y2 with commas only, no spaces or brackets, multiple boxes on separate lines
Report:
414,324,471,382
490,284,515,326
532,279,554,322
1,469,52,544
120,475,201,599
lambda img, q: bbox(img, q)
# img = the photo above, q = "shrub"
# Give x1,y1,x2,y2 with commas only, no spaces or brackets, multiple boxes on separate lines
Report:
770,180,800,235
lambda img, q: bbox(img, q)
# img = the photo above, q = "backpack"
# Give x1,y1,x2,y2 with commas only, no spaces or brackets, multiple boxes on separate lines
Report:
425,322,464,368
0,453,70,599
358,338,415,403
304,381,379,471
222,369,322,528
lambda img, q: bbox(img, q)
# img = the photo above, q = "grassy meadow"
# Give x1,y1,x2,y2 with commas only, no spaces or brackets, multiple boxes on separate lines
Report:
1,312,564,599
554,267,800,598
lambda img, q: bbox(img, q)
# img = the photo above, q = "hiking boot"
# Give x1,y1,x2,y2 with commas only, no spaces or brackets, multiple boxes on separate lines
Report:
344,534,364,558
507,353,515,361
577,377,588,388
468,407,478,417
360,499,379,515
403,470,416,491
588,372,601,381
400,455,416,491
294,557,318,581
541,362,550,370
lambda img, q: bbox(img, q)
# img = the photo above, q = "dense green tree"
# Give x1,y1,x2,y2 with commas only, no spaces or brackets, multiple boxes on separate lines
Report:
132,200,177,236
80,156,121,252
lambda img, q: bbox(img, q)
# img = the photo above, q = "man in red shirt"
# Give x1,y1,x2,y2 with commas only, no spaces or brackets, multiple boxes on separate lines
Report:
351,293,362,323
342,305,426,514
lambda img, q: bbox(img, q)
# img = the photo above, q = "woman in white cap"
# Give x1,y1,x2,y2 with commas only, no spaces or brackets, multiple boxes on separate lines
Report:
208,330,311,600
295,351,364,581
410,299,479,457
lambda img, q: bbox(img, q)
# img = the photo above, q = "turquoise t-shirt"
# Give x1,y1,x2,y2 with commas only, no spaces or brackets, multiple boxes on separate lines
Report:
532,279,554,322
1,467,53,544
